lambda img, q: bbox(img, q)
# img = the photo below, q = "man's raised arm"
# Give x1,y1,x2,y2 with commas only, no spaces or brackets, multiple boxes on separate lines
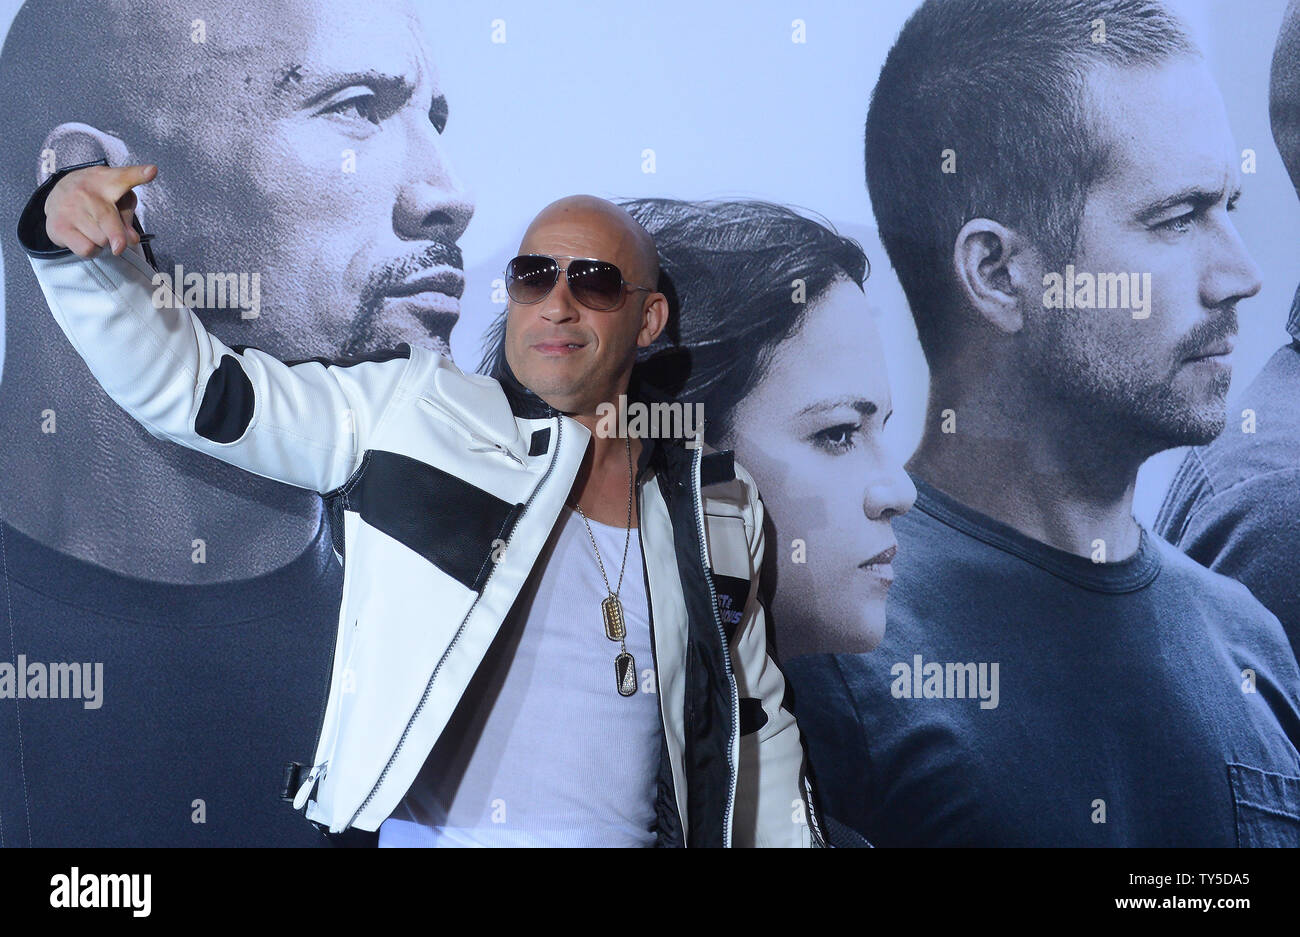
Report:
16,161,413,494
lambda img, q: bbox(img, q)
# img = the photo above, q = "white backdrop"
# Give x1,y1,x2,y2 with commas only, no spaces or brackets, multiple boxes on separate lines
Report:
2,0,1296,525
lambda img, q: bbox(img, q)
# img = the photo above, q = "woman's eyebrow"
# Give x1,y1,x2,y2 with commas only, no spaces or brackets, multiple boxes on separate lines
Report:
794,397,878,418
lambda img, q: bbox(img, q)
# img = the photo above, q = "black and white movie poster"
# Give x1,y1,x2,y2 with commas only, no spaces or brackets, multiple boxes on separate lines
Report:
0,0,1296,913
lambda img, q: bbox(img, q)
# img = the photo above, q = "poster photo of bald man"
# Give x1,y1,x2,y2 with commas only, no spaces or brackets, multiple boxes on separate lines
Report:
0,0,1296,911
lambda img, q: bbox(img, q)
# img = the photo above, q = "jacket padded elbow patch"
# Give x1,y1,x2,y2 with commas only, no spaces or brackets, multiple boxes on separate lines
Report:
195,353,255,443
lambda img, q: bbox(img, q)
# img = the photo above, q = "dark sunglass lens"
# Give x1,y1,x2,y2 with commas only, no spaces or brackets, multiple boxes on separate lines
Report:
506,256,559,304
567,260,625,310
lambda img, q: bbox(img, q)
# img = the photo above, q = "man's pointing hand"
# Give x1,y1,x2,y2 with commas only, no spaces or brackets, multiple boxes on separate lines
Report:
44,163,158,259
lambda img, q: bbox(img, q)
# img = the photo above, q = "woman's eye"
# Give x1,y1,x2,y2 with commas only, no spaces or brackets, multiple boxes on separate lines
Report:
321,93,382,125
811,423,860,454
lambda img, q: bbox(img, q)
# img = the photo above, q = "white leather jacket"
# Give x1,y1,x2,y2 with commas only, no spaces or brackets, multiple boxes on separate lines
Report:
17,160,825,847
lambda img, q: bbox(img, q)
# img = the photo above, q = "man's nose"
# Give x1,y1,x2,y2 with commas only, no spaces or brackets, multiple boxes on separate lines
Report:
393,125,474,245
1202,215,1263,310
539,269,581,323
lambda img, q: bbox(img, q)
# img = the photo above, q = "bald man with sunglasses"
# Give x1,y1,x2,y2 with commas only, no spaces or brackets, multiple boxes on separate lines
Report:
16,162,824,847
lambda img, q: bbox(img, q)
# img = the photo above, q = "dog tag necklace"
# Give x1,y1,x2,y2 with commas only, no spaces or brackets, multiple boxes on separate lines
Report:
571,434,638,697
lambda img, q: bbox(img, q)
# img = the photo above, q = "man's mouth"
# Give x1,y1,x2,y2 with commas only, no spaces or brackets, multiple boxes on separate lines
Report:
380,266,465,340
1184,339,1234,363
532,340,588,356
386,267,465,300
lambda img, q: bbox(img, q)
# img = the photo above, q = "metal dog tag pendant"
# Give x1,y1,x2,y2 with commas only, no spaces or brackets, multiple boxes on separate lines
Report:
602,595,626,641
615,652,637,697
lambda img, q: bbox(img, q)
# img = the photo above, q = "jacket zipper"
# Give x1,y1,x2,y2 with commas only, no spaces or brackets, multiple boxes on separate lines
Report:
467,432,525,467
689,444,826,847
637,477,689,844
293,499,361,808
415,394,526,468
689,437,739,847
344,416,564,830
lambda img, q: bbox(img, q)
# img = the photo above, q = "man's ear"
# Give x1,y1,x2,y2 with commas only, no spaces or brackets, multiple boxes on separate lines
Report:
636,291,670,348
38,123,148,226
952,218,1040,335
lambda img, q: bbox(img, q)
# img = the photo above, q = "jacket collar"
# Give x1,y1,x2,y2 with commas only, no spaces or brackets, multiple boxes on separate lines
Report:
492,353,682,480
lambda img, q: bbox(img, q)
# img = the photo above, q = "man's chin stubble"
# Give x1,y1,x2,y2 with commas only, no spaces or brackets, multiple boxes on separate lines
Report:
1144,405,1228,450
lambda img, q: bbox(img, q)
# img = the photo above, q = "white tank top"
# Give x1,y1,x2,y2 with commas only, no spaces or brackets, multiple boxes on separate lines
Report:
378,504,662,847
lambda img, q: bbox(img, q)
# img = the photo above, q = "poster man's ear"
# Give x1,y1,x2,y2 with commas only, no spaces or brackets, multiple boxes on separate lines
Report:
952,218,1039,336
38,123,149,232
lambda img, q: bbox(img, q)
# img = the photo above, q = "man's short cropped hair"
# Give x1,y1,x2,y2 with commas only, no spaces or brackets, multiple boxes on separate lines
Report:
864,0,1197,359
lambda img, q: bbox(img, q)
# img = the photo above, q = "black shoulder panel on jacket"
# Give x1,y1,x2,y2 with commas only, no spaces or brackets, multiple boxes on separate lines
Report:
204,342,412,449
195,353,255,443
343,449,524,593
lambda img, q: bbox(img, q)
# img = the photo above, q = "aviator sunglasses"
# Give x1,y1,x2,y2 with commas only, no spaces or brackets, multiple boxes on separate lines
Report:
504,254,655,311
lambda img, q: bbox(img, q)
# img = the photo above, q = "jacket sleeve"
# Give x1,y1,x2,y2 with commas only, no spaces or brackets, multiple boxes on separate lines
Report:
16,160,414,495
727,462,828,848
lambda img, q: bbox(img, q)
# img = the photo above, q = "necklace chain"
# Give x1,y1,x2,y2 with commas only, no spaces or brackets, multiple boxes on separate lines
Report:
570,434,639,697
570,433,634,599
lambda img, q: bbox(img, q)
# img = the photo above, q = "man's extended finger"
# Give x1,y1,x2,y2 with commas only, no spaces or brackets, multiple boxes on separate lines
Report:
101,163,157,200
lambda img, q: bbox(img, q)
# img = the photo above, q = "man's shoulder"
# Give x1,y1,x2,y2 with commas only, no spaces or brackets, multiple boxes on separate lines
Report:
406,346,504,396
1151,533,1300,703
1147,532,1288,631
399,348,522,425
887,495,1007,583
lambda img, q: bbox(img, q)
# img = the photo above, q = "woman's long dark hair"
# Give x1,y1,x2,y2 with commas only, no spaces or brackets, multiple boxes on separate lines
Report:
478,198,868,442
